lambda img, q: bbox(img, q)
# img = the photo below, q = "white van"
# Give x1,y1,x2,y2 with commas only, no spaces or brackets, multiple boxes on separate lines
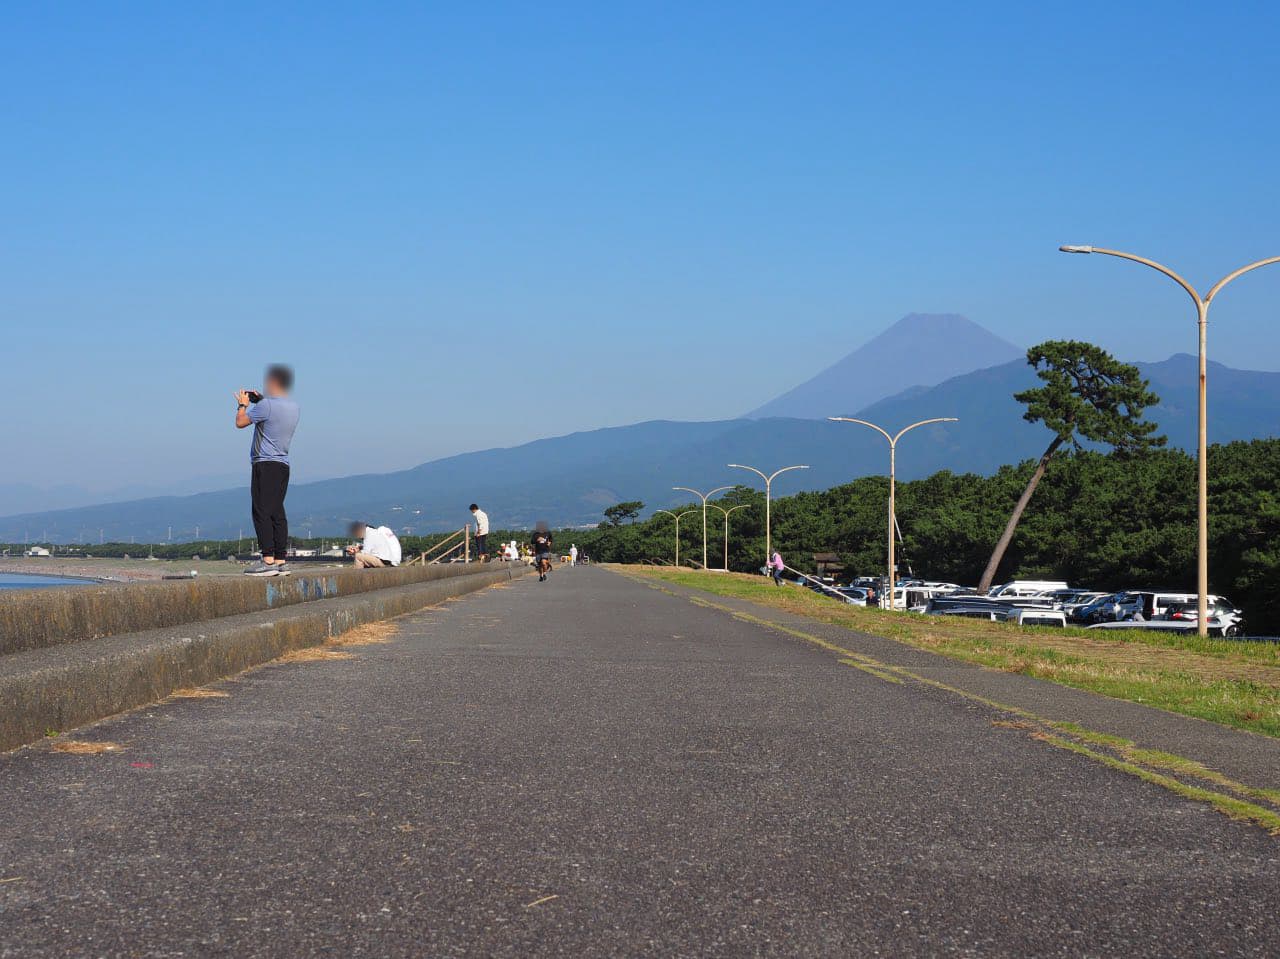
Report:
987,580,1069,598
1006,608,1067,628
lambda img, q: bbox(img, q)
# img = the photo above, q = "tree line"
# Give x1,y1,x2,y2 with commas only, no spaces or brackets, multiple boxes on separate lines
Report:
572,439,1280,634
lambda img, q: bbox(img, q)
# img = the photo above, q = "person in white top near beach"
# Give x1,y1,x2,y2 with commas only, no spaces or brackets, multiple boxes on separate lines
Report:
570,544,579,566
346,521,402,568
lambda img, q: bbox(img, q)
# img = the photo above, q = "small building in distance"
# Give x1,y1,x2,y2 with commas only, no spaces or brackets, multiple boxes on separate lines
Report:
24,546,51,557
813,552,844,580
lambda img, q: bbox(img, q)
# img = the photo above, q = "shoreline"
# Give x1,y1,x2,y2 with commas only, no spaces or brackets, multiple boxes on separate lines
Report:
0,558,206,584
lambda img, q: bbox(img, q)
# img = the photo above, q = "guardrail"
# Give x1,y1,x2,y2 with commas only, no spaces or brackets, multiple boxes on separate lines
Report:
779,564,872,604
414,527,469,565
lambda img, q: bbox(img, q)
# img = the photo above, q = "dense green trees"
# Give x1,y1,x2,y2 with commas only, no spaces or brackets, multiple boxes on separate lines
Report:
574,439,1280,635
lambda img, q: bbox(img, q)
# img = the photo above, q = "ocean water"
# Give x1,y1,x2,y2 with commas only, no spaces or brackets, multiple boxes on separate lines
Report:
0,573,92,590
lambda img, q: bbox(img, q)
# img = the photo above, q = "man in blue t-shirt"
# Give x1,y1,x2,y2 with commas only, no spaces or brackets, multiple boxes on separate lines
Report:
234,364,300,576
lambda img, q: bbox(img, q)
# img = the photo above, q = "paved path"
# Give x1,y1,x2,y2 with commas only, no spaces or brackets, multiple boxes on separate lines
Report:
2,567,1279,957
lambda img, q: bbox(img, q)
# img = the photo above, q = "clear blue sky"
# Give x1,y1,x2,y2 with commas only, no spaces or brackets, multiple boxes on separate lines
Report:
3,2,1278,508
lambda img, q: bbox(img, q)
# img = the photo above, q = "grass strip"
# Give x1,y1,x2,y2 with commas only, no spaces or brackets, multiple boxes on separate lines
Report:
1034,733,1280,835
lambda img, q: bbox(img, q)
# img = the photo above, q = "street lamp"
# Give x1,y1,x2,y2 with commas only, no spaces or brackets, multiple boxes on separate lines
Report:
654,509,697,567
828,417,957,609
707,502,751,571
727,463,809,570
1060,245,1280,636
672,486,732,569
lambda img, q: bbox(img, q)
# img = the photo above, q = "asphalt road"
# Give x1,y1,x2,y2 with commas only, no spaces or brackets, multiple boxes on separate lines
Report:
2,566,1278,957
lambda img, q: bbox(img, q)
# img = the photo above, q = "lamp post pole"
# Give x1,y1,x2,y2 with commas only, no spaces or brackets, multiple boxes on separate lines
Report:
828,417,957,609
707,503,751,571
1059,245,1280,636
654,509,696,568
672,486,732,570
727,463,809,571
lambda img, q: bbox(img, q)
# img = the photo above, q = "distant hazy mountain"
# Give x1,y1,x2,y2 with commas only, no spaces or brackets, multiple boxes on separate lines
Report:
746,313,1022,419
3,352,1276,543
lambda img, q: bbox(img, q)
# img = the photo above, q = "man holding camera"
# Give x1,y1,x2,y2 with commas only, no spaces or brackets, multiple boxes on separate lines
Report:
234,364,300,577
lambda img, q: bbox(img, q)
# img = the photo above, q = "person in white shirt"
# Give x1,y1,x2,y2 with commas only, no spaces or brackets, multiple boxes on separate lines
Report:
346,521,402,568
469,503,490,561
570,544,579,566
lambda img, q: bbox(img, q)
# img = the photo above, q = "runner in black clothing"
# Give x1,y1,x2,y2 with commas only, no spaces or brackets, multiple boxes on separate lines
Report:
532,525,553,582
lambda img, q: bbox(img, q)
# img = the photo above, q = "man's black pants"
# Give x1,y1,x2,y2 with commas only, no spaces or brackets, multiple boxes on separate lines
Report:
251,461,290,559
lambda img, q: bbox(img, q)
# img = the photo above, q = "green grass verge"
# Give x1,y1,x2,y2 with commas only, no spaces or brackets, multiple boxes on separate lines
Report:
620,567,1280,738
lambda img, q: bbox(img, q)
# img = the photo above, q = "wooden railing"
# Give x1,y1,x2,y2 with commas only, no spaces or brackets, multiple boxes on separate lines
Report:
413,527,470,566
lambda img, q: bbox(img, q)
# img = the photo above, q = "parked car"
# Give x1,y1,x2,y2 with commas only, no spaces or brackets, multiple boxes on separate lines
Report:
1071,592,1128,624
1059,591,1108,616
986,580,1069,598
936,607,1005,621
1165,598,1245,637
1003,608,1067,628
1109,591,1236,623
834,587,870,606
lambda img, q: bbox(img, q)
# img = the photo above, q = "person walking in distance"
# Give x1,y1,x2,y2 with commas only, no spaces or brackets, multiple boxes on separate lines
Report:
469,503,489,562
532,522,554,582
770,549,785,586
569,543,579,567
234,365,299,577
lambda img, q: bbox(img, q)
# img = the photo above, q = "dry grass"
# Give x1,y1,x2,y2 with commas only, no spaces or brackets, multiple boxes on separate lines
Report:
50,740,123,755
275,647,354,663
168,688,230,699
330,622,398,647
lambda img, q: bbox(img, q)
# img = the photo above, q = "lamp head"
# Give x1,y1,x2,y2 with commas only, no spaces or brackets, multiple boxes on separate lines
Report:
1059,245,1094,254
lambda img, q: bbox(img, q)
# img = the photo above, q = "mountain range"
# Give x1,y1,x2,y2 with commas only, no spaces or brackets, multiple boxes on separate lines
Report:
3,315,1278,542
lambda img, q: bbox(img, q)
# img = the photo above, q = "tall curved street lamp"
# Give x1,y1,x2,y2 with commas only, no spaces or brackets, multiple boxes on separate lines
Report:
828,417,957,609
707,502,751,572
1060,245,1280,636
727,463,809,570
673,486,732,569
654,509,697,568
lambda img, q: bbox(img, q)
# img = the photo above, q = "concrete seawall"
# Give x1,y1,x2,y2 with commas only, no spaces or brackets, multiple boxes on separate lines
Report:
0,563,501,656
0,563,529,752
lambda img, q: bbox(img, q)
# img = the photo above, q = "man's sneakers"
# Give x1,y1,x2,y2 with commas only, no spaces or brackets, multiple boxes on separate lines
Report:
244,561,282,577
274,561,291,575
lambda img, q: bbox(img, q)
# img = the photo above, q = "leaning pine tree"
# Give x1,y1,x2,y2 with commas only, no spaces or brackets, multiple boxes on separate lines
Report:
977,340,1165,594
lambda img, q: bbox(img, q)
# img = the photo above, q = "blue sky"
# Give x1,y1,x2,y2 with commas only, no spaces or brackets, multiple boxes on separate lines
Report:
2,1,1278,508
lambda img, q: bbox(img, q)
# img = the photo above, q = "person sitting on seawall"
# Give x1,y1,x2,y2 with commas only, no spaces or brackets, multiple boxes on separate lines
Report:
345,521,402,568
